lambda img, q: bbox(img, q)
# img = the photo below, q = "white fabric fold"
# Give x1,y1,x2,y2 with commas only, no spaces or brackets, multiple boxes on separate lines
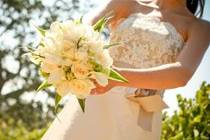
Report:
126,94,168,131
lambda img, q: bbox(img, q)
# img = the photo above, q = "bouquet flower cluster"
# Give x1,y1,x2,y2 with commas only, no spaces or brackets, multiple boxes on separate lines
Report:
29,17,127,112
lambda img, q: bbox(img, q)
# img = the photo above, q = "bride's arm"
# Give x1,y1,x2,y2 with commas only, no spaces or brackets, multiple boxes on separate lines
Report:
111,21,210,90
112,62,191,90
84,0,136,26
91,21,210,94
84,1,112,25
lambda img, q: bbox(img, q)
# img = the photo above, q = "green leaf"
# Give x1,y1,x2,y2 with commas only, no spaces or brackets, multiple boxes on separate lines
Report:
34,26,46,36
74,16,83,24
39,70,50,78
103,42,121,49
53,93,62,121
55,93,61,107
26,46,36,52
37,81,52,91
93,16,110,32
193,129,199,137
54,93,62,113
90,60,127,82
101,67,111,76
79,16,83,23
193,115,201,123
171,132,183,139
77,98,86,113
93,11,113,32
90,61,103,72
90,61,109,75
109,68,128,83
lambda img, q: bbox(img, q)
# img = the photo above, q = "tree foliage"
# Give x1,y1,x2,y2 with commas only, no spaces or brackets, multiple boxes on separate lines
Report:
162,82,210,140
0,102,53,140
0,0,93,139
1,0,209,139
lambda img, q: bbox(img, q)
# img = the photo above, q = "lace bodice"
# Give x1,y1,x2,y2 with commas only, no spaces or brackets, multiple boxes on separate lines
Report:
109,13,184,69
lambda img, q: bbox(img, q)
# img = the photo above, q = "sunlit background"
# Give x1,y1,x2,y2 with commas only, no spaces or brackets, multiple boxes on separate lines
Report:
0,0,209,139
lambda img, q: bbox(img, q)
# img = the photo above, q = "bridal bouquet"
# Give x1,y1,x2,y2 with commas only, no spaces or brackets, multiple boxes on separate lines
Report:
29,17,127,112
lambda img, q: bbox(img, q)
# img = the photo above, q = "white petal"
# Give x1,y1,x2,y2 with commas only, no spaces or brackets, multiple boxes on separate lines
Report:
56,81,71,96
41,62,58,73
94,72,108,87
48,69,65,84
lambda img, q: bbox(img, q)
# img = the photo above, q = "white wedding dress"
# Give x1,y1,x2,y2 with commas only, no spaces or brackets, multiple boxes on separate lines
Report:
42,13,184,140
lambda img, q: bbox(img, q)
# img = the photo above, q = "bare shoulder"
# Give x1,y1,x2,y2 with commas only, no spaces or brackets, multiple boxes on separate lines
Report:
192,18,210,30
189,18,210,41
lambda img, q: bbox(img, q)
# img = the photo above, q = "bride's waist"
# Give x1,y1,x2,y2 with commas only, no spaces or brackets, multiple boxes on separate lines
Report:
110,86,164,97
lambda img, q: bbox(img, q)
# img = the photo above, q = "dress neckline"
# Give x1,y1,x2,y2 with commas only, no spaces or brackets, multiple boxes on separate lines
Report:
116,12,185,44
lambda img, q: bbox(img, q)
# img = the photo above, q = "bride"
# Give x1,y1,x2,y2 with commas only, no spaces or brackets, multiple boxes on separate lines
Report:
42,0,210,139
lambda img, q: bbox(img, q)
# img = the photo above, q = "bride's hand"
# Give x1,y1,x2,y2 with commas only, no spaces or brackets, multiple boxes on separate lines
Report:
90,67,124,95
91,80,116,95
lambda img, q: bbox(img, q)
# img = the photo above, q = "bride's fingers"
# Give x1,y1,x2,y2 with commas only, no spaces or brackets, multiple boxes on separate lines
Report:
91,86,107,95
91,80,114,95
90,88,97,95
90,88,101,95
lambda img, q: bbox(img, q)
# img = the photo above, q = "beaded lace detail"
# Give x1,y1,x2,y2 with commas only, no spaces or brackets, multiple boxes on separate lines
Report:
109,13,184,69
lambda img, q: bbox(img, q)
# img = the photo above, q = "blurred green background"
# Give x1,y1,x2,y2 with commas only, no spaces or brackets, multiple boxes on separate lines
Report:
0,0,209,139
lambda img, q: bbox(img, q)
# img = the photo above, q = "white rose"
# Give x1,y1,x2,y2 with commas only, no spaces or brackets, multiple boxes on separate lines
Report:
69,79,95,99
44,34,57,48
95,50,113,67
50,22,63,34
40,62,58,73
56,80,72,96
64,24,86,42
88,42,103,55
83,25,98,39
74,51,88,62
44,53,63,65
87,38,104,54
71,63,91,79
48,68,65,85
